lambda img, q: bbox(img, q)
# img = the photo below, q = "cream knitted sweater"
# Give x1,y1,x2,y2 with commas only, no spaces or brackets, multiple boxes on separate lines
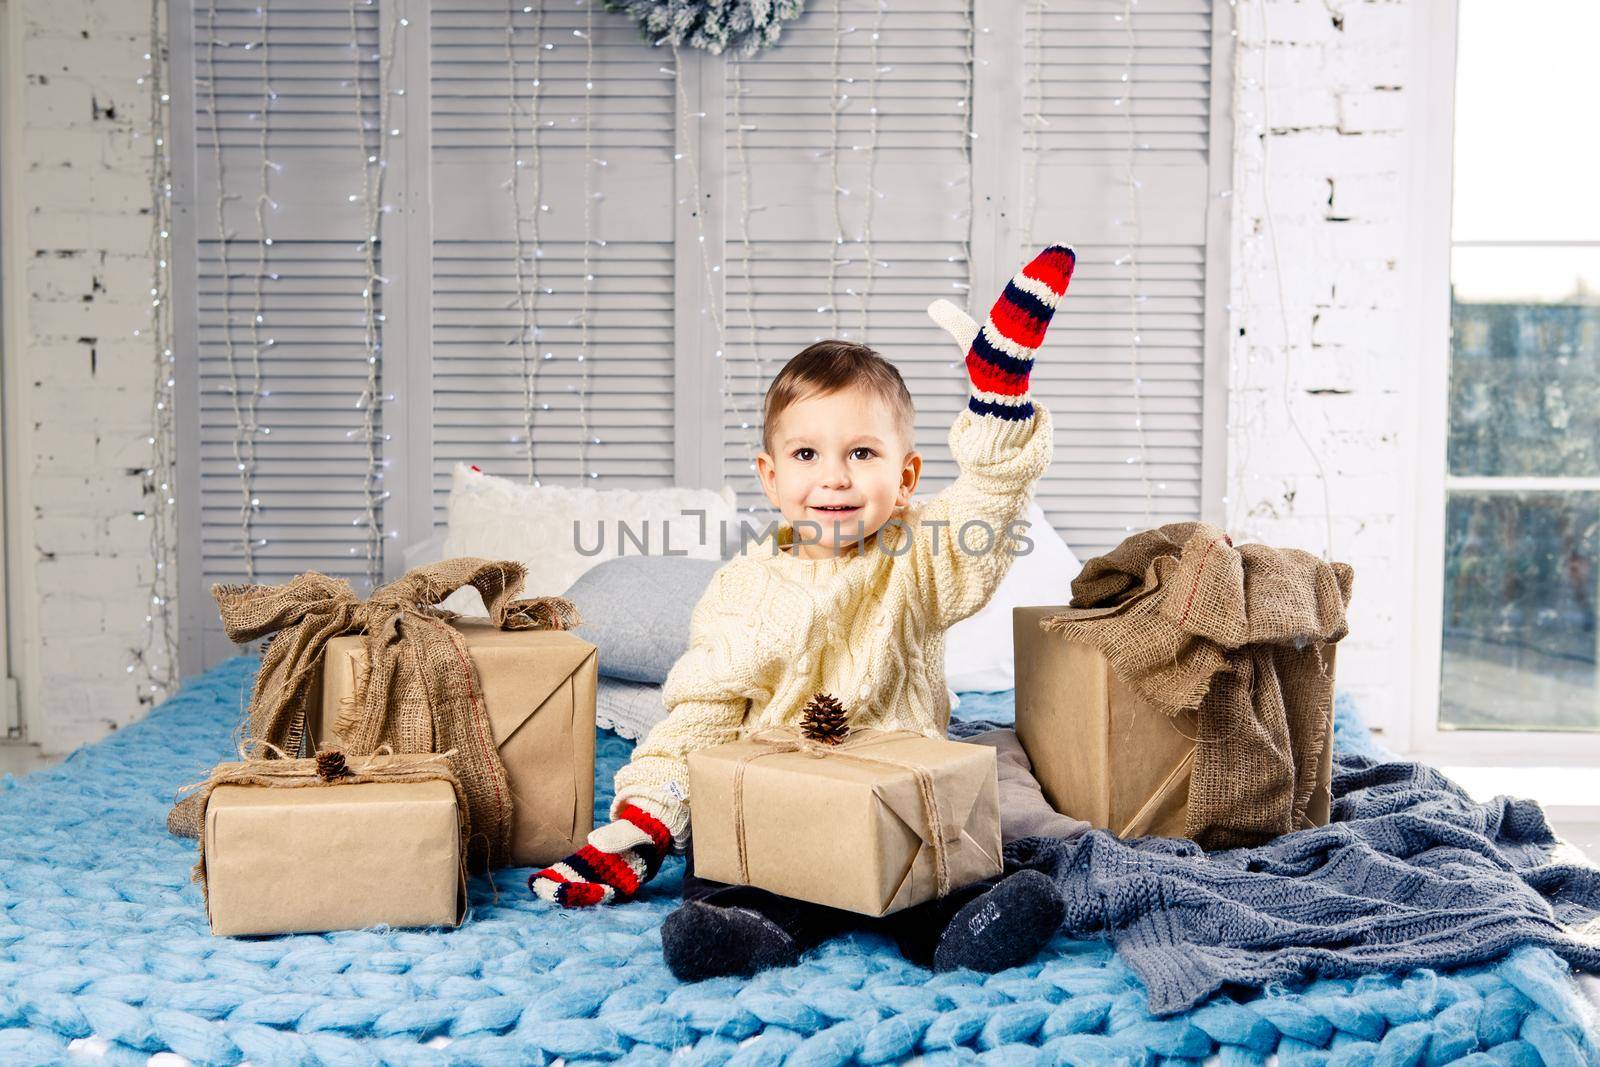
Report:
609,401,1055,848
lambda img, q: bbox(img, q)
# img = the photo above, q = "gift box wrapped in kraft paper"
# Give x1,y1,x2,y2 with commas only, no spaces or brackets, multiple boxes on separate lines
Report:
166,558,595,872
1013,522,1352,851
687,727,1002,917
309,617,598,870
192,751,467,937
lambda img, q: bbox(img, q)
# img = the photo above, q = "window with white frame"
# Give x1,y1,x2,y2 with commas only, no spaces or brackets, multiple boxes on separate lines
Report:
1436,0,1600,737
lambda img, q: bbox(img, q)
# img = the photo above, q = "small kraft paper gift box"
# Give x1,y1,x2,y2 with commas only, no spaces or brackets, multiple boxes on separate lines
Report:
687,727,1002,917
197,752,466,937
309,617,598,869
1013,604,1336,842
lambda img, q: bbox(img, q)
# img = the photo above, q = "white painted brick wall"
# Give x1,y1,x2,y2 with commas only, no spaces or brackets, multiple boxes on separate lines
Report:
13,0,161,753
1227,0,1415,738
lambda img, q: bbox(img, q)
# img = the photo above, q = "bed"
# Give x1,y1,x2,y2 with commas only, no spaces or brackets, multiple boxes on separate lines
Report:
1,657,1596,1065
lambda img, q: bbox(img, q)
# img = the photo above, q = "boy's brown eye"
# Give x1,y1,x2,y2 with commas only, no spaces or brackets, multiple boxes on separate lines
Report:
852,447,875,461
793,448,815,461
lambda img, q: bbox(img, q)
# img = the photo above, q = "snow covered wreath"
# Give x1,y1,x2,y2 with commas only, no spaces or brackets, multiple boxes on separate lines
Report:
603,0,805,57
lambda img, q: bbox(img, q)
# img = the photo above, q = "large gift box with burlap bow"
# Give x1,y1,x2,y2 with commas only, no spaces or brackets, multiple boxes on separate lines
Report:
167,558,596,870
1015,522,1352,851
687,720,1003,917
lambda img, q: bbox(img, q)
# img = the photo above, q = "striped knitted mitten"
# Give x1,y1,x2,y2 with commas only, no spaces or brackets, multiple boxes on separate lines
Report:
930,244,1076,423
529,801,673,907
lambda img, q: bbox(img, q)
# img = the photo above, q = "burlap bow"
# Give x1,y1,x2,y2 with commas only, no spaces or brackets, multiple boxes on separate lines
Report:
166,558,581,868
731,727,954,899
1041,521,1353,849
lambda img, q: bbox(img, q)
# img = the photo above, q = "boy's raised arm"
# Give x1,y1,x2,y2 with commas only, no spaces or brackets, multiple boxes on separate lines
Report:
905,245,1075,631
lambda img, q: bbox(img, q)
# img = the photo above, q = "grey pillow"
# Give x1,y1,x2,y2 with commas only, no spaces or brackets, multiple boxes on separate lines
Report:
563,555,723,684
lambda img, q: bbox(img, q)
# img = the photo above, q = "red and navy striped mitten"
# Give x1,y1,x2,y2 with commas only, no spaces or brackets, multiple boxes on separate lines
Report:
529,801,673,907
931,244,1076,422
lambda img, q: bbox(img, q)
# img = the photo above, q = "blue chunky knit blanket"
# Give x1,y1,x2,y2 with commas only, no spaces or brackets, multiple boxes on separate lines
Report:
2,657,1598,1065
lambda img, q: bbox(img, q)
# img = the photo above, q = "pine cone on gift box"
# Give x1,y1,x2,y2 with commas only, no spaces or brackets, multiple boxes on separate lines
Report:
800,692,850,745
315,749,350,782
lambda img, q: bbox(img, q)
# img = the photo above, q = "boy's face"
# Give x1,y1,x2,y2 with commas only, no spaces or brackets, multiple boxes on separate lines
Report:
755,385,921,559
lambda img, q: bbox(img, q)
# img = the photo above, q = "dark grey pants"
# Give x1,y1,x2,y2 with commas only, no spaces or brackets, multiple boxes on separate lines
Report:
673,727,1086,966
679,840,1001,966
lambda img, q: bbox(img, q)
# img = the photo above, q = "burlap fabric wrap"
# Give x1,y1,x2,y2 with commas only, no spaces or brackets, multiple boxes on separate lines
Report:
730,727,953,899
1040,522,1353,850
179,749,470,905
165,558,582,868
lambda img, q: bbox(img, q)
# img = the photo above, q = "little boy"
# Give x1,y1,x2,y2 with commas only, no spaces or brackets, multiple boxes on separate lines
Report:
532,247,1089,978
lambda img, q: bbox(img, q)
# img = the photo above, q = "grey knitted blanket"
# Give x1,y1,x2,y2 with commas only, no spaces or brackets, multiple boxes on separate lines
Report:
1000,750,1600,1016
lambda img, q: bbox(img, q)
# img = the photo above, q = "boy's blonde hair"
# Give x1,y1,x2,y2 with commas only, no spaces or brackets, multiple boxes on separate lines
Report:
761,340,917,456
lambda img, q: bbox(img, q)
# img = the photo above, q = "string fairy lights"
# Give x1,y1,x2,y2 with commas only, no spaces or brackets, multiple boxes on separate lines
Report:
957,1,975,303
720,2,894,517
575,0,598,480
1022,0,1048,261
939,0,976,388
855,0,886,340
817,0,890,342
823,0,845,335
671,42,738,481
245,1,276,568
204,0,268,580
497,1,606,487
128,0,178,697
347,0,403,589
1114,0,1157,529
726,54,770,510
505,0,546,485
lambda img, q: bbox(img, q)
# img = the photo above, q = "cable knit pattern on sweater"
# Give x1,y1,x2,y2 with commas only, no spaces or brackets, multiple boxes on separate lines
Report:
610,402,1055,847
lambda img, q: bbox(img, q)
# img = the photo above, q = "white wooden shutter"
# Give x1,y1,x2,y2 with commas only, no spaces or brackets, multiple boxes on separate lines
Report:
723,0,976,520
181,0,387,665
427,0,680,524
1021,0,1231,556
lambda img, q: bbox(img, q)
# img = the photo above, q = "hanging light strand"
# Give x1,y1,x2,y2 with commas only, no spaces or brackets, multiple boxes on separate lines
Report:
675,42,766,527
856,0,886,338
204,1,265,578
133,0,178,698
576,0,598,479
823,0,845,334
244,1,275,561
937,4,977,382
348,0,401,589
506,0,545,484
728,56,768,510
956,0,975,324
1118,0,1156,529
1022,0,1047,250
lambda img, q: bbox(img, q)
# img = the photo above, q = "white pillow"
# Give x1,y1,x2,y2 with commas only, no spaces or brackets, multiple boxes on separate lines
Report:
944,501,1082,692
438,464,739,615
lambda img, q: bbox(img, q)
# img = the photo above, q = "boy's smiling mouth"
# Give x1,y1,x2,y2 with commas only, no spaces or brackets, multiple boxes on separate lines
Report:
810,504,862,514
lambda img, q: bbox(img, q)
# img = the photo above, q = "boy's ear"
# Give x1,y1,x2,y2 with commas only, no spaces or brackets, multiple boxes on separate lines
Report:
928,298,979,352
754,451,782,508
897,450,922,507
